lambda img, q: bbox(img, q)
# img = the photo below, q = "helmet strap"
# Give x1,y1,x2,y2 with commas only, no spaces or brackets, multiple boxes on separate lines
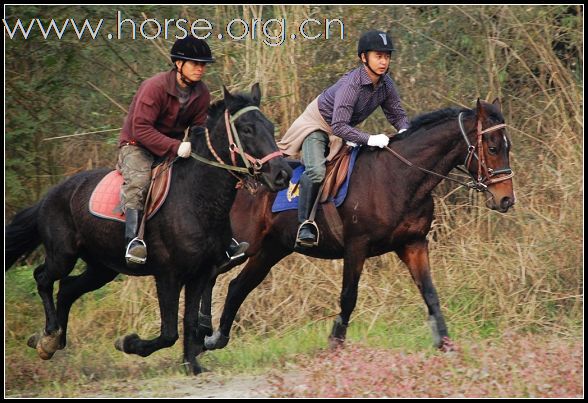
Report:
361,53,388,79
177,61,198,88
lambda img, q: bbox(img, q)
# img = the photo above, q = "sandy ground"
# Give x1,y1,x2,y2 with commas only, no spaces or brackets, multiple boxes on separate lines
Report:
9,371,302,399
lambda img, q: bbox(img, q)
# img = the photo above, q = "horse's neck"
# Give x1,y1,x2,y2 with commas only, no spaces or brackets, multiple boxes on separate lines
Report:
183,120,239,203
392,120,465,198
193,117,233,163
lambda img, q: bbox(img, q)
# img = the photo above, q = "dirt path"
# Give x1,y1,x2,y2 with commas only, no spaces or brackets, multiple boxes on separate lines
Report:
54,372,288,398
6,335,582,398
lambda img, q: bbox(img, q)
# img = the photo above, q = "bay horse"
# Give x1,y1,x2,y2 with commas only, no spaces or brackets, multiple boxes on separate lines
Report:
199,99,515,353
4,84,292,375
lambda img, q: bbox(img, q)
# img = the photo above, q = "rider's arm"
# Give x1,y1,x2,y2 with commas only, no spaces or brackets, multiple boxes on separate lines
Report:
330,83,372,145
131,81,181,158
381,78,410,132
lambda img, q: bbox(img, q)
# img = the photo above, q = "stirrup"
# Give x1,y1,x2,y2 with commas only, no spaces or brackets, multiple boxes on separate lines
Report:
296,220,320,247
227,241,249,260
125,237,147,265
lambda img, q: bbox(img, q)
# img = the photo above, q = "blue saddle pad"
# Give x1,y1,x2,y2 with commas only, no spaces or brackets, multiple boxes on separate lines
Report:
272,146,360,213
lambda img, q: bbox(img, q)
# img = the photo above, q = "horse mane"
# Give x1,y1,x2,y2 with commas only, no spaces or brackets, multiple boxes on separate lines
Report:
398,104,504,140
396,107,471,140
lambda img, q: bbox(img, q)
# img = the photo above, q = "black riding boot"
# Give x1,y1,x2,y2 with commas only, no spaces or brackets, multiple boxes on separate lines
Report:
125,208,147,265
296,173,322,247
217,238,250,272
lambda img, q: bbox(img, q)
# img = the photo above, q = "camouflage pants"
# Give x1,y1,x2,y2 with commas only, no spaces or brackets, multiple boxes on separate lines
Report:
116,145,154,211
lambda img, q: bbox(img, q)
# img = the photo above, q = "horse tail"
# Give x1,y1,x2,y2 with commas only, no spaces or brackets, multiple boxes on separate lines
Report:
5,202,42,270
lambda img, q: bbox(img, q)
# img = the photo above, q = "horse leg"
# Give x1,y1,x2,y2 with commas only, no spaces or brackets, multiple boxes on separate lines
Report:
182,273,212,375
329,244,367,348
115,274,181,357
194,274,218,350
193,261,243,354
55,264,118,350
204,243,290,350
397,240,454,352
28,252,78,360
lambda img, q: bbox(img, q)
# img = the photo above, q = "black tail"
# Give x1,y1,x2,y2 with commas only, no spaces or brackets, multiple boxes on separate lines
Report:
5,203,42,270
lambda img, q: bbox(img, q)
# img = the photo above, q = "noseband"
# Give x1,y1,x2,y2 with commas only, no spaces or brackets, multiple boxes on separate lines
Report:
458,112,514,190
224,106,283,175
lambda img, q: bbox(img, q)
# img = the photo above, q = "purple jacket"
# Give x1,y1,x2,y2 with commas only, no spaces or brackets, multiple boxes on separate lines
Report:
317,66,410,144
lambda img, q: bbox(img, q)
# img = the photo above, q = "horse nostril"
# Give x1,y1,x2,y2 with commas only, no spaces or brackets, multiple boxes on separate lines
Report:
500,197,513,210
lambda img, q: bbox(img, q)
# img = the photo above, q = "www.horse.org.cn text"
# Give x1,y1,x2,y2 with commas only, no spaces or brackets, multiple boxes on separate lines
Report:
3,11,345,46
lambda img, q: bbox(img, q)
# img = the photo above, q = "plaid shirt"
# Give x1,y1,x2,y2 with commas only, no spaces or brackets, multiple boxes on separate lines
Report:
317,66,409,144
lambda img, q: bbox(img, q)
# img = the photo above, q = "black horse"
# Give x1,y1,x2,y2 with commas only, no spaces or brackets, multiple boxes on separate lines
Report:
5,84,292,375
200,99,515,353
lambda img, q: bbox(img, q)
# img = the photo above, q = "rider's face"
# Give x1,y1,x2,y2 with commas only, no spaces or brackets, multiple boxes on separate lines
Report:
176,60,207,85
362,51,391,75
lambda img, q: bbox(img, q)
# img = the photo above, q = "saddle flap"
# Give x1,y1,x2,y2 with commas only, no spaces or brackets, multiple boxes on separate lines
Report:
320,145,353,203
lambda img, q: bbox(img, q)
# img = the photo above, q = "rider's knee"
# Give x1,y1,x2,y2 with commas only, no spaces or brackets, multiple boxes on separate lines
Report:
305,165,326,184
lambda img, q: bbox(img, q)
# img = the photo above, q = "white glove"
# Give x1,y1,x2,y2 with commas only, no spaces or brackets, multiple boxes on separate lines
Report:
398,128,407,134
177,141,192,158
367,134,390,148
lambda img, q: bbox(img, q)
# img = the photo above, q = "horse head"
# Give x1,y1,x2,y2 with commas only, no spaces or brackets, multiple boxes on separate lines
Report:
463,99,515,213
216,83,292,192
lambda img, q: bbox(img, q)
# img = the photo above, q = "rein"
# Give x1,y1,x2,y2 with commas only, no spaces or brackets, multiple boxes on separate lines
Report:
384,112,513,192
189,105,283,186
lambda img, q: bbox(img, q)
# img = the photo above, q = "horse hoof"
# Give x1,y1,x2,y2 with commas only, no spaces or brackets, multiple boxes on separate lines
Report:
204,331,229,350
180,361,209,376
114,337,124,352
27,333,41,349
115,333,139,353
36,344,55,360
439,336,456,352
328,336,345,350
27,329,62,360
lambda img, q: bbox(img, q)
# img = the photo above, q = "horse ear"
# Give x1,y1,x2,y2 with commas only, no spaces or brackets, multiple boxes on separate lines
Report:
492,97,501,111
222,85,234,105
476,98,486,120
251,83,261,106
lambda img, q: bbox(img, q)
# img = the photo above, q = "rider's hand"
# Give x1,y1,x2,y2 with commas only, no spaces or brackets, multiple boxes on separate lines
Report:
367,134,390,148
177,142,192,158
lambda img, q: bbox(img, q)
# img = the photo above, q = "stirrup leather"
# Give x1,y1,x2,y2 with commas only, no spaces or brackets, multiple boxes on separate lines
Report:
296,220,320,247
125,237,147,264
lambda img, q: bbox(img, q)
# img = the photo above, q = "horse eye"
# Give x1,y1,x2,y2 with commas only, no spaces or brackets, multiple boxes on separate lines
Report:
488,146,498,155
241,126,253,135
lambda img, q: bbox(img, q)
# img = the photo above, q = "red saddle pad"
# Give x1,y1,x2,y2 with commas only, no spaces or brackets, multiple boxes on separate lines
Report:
89,168,171,222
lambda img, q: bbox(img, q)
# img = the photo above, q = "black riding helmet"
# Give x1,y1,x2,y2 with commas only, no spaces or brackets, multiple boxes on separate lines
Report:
171,36,215,64
357,30,395,57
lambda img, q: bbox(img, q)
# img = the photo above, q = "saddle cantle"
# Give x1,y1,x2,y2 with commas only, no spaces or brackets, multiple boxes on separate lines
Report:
89,163,173,222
